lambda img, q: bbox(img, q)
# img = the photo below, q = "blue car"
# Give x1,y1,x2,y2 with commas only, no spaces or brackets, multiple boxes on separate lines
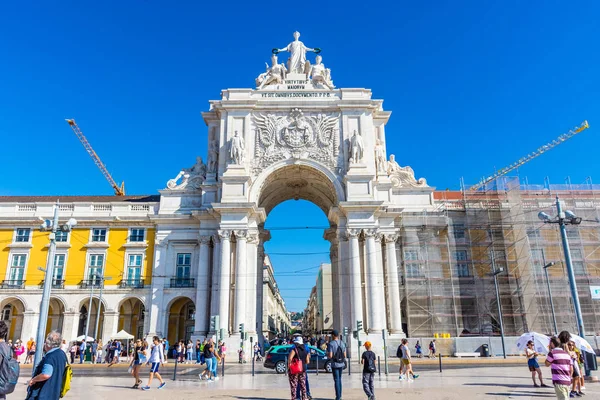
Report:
264,345,332,374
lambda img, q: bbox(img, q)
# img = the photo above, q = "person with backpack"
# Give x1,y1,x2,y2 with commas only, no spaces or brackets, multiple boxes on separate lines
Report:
361,341,376,400
288,336,310,400
428,339,436,359
0,321,19,399
326,330,346,400
26,331,67,400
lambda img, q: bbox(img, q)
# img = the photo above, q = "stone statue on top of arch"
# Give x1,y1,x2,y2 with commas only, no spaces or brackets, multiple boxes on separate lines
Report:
273,31,320,75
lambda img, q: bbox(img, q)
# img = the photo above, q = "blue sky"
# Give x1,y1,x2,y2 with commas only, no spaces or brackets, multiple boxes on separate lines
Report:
1,1,598,310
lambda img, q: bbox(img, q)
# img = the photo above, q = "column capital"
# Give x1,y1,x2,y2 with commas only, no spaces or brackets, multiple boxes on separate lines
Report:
345,228,361,239
199,235,212,246
363,228,378,238
233,230,248,240
247,233,259,244
218,229,232,239
212,233,221,244
384,233,399,244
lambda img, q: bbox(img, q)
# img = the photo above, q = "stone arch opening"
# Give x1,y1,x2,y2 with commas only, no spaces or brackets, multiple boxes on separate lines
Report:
0,297,26,341
46,297,66,336
118,297,145,340
77,297,107,340
166,296,195,345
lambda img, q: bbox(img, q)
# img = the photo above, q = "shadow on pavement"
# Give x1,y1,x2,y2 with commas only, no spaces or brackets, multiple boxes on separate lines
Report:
485,393,554,398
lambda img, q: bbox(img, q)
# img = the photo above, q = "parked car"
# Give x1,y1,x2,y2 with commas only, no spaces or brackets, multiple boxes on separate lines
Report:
264,345,332,374
263,338,287,353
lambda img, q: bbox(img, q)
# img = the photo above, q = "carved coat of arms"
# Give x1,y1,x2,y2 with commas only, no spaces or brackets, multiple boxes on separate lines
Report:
252,108,340,174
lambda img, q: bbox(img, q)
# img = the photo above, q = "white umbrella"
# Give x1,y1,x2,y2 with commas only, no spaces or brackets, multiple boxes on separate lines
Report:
516,332,550,354
569,333,594,353
76,335,94,342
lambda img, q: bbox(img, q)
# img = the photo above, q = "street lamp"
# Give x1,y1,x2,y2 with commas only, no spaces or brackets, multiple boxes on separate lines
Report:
33,204,76,372
490,252,506,359
93,275,112,342
541,251,558,334
538,196,585,338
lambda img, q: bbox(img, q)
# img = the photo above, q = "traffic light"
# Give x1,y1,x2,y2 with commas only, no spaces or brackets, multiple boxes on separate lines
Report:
357,320,363,331
210,315,220,331
343,326,349,336
239,323,245,334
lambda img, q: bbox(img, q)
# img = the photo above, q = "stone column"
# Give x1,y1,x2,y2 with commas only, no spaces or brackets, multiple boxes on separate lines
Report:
233,230,248,333
101,311,119,341
257,229,270,349
210,234,221,319
21,311,39,342
61,311,80,343
324,229,340,330
364,229,386,332
384,234,402,334
246,233,259,336
348,229,364,333
218,230,232,334
338,232,351,330
148,240,167,337
194,235,211,336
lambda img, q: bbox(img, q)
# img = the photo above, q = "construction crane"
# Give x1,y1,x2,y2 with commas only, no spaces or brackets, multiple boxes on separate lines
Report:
65,119,125,196
469,121,590,191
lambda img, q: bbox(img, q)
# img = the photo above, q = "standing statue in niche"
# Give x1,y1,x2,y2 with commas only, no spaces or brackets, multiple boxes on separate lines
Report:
166,156,207,190
273,31,320,74
257,54,288,89
207,138,219,173
309,55,334,89
374,139,386,173
348,130,365,164
228,131,245,165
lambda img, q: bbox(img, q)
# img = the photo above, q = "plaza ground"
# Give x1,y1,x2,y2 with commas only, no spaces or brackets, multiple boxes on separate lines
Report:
15,364,600,399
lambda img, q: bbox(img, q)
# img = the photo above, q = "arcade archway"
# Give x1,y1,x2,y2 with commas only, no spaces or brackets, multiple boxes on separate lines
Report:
0,297,25,341
46,297,65,336
118,297,145,340
166,297,195,344
77,298,106,340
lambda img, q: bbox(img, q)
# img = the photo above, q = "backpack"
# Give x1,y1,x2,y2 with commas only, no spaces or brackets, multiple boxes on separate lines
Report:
0,343,19,395
332,341,345,364
367,354,376,373
60,352,72,398
396,345,402,358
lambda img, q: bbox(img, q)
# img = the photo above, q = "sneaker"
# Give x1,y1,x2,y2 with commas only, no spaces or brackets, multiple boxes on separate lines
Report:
399,374,405,380
141,386,151,391
534,384,540,388
413,374,419,379
214,376,219,381
158,382,166,389
207,378,214,382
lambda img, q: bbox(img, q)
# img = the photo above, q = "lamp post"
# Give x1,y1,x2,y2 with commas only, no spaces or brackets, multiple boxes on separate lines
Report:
538,196,585,338
490,251,506,359
541,250,558,334
33,205,76,372
93,275,112,342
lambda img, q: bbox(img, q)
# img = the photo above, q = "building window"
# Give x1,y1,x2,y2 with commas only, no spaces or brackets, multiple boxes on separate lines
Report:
53,254,65,281
88,254,104,279
127,254,143,280
55,230,68,242
573,261,586,276
15,228,31,242
570,248,583,260
530,249,544,274
566,227,580,240
176,253,191,278
453,250,470,277
404,250,421,277
453,225,465,239
91,228,107,242
129,228,145,242
454,250,468,261
526,228,541,240
9,254,27,281
1,305,11,321
488,229,503,242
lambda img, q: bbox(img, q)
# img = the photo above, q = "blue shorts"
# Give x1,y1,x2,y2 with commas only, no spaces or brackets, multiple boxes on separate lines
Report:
150,362,160,373
527,358,539,371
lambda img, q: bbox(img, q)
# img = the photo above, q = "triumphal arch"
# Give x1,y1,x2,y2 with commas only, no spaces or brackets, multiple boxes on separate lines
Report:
152,32,434,351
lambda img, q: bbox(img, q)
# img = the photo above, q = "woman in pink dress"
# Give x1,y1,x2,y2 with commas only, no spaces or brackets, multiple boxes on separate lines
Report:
14,340,25,363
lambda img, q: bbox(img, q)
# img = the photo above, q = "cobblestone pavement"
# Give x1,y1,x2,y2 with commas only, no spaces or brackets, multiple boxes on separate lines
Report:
14,365,600,399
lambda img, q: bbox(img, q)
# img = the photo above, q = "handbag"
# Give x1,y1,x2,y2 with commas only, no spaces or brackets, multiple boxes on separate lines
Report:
289,357,303,374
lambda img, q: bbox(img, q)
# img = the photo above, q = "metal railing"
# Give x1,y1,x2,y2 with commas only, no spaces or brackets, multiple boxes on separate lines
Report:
50,279,64,289
168,278,195,288
80,279,104,289
119,278,145,289
1,280,25,289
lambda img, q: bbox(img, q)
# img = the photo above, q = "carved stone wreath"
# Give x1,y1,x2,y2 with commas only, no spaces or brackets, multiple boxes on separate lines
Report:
252,109,340,174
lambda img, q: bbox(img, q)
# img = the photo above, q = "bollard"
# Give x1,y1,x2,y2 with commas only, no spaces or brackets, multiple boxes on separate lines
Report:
285,354,289,374
316,352,319,376
172,358,178,381
348,357,351,375
378,356,381,376
439,353,442,373
221,355,225,377
252,354,255,377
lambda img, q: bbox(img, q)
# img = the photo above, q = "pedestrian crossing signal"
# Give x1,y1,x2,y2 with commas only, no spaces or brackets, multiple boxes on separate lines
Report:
210,315,219,331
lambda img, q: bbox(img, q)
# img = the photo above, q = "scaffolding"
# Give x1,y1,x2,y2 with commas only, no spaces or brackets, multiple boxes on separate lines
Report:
398,176,600,338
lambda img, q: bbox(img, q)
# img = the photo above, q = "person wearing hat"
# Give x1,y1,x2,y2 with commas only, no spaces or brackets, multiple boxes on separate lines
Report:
361,341,376,400
292,333,313,400
288,336,310,400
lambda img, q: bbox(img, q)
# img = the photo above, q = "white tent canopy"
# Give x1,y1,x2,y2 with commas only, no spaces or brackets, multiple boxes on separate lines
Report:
110,330,134,340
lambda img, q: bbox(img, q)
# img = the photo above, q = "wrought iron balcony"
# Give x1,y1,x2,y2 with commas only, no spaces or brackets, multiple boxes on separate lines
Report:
120,278,145,289
80,279,104,289
1,280,25,289
49,279,65,289
168,277,195,288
